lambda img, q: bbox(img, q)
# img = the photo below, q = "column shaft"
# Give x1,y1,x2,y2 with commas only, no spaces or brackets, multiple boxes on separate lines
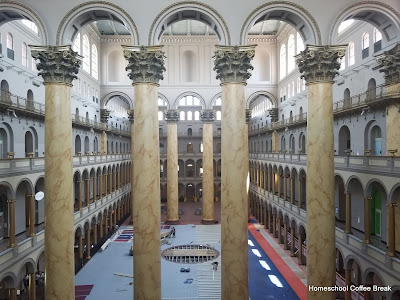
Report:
202,122,215,223
364,197,371,243
221,83,248,299
93,177,97,202
28,194,35,237
306,82,335,297
345,269,351,300
290,227,295,256
345,192,351,234
8,200,15,247
85,229,91,259
85,179,90,206
387,203,396,256
132,83,161,299
284,223,288,250
29,273,36,300
290,178,294,204
166,121,179,223
78,181,82,210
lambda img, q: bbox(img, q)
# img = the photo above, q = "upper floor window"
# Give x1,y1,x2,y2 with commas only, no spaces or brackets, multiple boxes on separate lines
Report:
296,32,304,54
338,19,354,34
91,44,98,79
216,110,221,120
288,83,291,98
179,95,201,106
362,32,369,49
340,55,346,70
22,43,27,67
73,33,81,54
291,81,295,96
287,34,295,72
180,111,185,120
214,97,221,106
373,27,382,52
348,41,355,66
297,77,301,93
7,33,13,50
187,111,193,121
158,97,167,106
280,44,286,79
158,111,163,121
22,20,38,34
82,35,90,73
194,111,200,120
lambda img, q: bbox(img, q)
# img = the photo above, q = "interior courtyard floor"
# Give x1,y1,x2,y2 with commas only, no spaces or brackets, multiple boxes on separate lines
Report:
75,202,307,300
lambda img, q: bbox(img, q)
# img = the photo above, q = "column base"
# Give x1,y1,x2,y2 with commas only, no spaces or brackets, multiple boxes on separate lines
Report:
201,219,217,225
165,219,180,225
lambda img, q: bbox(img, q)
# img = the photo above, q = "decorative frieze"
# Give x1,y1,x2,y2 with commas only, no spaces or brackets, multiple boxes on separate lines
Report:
295,45,346,84
213,45,256,84
164,110,180,122
123,45,166,85
268,108,278,122
200,110,216,122
30,45,82,85
100,108,111,123
127,110,134,122
376,43,400,84
245,109,252,124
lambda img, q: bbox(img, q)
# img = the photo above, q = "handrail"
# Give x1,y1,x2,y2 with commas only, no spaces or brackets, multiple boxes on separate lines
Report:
0,89,45,115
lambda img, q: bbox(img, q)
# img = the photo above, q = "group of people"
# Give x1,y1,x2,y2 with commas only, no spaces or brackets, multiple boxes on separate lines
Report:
169,227,176,238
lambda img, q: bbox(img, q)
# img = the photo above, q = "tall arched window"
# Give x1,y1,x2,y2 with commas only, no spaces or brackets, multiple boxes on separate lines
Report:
7,33,13,50
91,44,98,79
287,83,291,98
187,111,193,121
73,33,81,54
291,81,295,96
373,28,382,52
287,34,295,72
82,35,90,72
158,111,163,121
216,111,221,120
280,44,286,79
180,111,185,120
348,42,355,66
21,43,27,67
296,32,304,54
297,77,301,93
362,32,369,49
194,111,200,120
362,32,369,59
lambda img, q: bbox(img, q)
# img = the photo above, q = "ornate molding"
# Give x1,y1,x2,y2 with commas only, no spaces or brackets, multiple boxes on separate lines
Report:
240,1,322,45
100,108,111,123
123,45,166,85
245,109,252,124
295,45,346,84
375,43,400,84
213,45,256,85
127,109,134,122
56,1,139,45
268,108,279,122
200,110,216,122
30,45,82,85
148,1,231,45
164,110,180,122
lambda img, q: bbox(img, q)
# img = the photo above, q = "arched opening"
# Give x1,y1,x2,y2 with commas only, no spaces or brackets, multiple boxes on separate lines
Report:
370,125,382,156
0,128,8,159
160,143,164,154
0,80,11,104
185,160,195,177
187,128,192,136
338,125,351,155
366,78,376,101
27,89,34,110
84,136,89,154
24,131,34,157
75,135,81,155
186,183,195,202
187,143,193,153
343,88,350,108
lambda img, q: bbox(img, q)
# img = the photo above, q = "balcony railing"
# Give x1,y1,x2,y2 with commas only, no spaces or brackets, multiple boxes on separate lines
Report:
0,89,45,115
249,82,400,136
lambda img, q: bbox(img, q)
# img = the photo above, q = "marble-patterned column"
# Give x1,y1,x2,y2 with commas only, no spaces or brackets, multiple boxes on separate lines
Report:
31,45,81,300
376,44,400,153
92,223,97,245
165,110,180,224
27,194,35,237
290,177,294,204
105,173,108,195
99,218,104,239
364,197,371,244
214,45,256,300
290,227,295,257
99,175,103,199
283,176,287,201
345,192,351,233
278,218,282,243
7,199,15,247
272,213,277,238
77,180,82,210
268,209,272,233
284,222,288,250
345,268,351,300
298,233,303,265
9,288,16,300
104,215,108,235
85,178,90,206
201,110,216,224
387,202,397,256
78,235,83,261
85,228,91,259
29,273,36,300
123,45,165,300
100,131,107,154
297,178,302,209
295,44,346,299
93,177,97,203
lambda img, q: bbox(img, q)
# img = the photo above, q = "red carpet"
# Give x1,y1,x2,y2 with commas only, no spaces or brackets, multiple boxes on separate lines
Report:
75,284,94,299
248,221,307,300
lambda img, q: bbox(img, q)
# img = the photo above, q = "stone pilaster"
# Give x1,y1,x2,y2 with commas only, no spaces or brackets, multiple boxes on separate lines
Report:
295,44,346,300
123,45,165,300
165,110,180,224
376,44,400,154
30,45,81,300
214,44,256,300
201,110,216,224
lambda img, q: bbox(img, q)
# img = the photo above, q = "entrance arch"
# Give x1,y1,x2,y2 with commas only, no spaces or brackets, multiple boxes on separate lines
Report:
56,2,139,45
241,2,321,45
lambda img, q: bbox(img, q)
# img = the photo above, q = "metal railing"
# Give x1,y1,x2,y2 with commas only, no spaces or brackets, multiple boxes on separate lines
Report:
0,90,45,115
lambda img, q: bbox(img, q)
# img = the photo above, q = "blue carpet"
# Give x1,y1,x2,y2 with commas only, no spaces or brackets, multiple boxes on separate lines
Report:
248,230,300,300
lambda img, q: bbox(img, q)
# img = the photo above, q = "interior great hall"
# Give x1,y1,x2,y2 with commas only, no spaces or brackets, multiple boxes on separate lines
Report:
0,0,399,299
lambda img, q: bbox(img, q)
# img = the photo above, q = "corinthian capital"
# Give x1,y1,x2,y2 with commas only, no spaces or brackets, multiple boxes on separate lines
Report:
30,45,82,85
295,45,347,84
127,110,134,122
245,109,252,124
122,45,166,85
375,43,400,84
213,45,256,85
164,110,180,122
100,108,111,123
200,110,216,122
